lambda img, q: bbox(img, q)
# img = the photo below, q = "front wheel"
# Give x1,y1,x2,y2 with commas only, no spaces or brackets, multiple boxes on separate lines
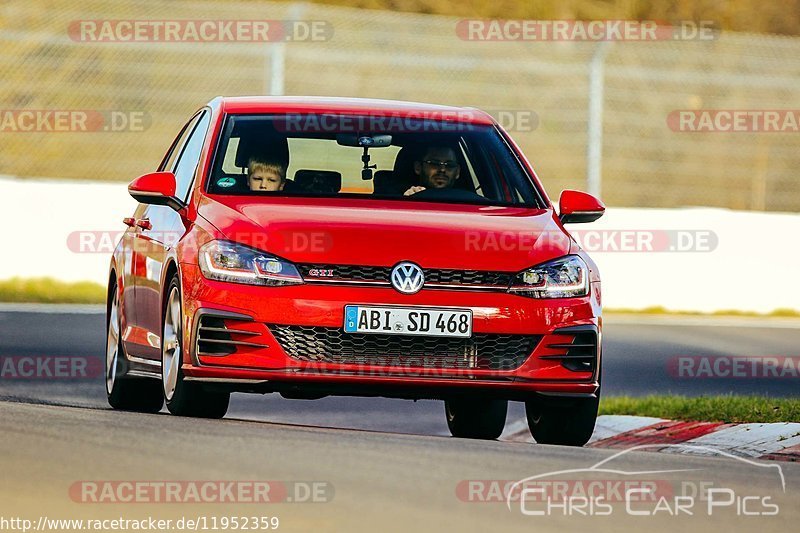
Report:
525,395,599,446
106,283,163,413
162,275,230,419
445,397,507,439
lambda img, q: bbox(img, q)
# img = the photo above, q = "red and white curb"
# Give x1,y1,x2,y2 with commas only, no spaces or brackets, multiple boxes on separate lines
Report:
502,415,800,462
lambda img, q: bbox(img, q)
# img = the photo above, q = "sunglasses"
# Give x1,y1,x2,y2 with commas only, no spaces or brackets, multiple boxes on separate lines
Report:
423,159,458,170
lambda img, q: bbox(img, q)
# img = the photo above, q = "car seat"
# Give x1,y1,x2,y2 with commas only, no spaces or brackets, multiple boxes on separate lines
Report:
294,170,342,194
372,146,417,195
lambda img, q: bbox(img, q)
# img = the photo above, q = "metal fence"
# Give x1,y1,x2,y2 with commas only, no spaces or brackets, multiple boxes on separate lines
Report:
1,0,799,211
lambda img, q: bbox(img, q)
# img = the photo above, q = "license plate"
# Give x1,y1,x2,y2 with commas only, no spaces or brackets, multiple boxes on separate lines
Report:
344,306,472,338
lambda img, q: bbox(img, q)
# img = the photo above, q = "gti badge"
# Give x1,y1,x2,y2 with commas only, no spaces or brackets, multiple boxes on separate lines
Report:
390,262,425,294
308,268,335,277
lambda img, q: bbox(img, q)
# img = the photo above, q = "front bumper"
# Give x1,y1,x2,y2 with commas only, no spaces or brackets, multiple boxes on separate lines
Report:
179,263,602,399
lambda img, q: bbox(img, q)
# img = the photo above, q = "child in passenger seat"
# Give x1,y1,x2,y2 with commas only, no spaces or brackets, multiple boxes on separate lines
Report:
247,157,287,192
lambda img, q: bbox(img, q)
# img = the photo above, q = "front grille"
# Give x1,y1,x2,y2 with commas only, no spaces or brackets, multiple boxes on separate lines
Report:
298,264,514,288
299,264,391,282
270,325,540,370
425,269,513,286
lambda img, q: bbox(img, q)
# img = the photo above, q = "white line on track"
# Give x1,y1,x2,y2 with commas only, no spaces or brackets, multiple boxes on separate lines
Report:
587,415,666,444
662,422,800,458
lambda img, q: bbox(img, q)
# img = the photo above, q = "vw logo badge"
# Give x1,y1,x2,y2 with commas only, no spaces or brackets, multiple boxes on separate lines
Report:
390,262,425,294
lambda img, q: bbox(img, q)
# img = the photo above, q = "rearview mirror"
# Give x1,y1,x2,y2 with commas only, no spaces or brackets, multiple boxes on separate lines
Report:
558,190,605,224
128,171,183,211
336,134,393,147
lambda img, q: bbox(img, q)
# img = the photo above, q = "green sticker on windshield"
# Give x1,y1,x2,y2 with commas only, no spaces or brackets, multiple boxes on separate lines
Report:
217,177,237,188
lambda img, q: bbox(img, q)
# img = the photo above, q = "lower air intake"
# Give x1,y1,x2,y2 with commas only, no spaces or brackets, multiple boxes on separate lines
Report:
269,325,540,370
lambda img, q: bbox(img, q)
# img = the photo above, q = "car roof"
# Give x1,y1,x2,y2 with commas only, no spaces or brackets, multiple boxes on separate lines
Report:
210,96,496,125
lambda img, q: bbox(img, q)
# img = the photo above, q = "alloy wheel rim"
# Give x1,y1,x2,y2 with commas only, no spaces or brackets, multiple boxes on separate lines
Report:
446,402,456,423
105,287,120,395
162,287,182,401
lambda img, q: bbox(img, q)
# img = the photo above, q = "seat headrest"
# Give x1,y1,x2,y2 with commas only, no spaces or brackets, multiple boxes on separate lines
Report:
393,146,419,186
373,170,400,195
235,134,289,169
293,170,342,194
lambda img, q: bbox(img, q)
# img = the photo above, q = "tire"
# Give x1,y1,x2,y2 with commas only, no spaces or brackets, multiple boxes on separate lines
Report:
105,283,163,413
445,397,507,439
525,395,599,446
162,275,230,419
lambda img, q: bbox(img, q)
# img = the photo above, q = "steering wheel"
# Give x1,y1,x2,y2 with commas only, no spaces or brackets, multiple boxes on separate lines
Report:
410,187,487,202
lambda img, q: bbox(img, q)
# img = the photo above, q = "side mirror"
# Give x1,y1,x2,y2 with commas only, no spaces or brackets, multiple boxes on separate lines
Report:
558,190,605,224
128,171,183,211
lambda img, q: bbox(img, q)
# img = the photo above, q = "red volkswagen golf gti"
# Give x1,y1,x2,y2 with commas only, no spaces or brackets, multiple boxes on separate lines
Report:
106,96,605,445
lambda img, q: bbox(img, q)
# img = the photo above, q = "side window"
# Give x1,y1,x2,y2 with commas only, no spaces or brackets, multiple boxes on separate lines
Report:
173,111,211,202
159,113,201,173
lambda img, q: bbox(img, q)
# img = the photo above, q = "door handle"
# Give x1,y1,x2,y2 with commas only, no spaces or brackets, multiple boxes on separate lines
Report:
136,218,152,230
123,217,136,227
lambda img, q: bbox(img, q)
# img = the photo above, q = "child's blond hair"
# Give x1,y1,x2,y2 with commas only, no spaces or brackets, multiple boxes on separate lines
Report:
247,158,286,179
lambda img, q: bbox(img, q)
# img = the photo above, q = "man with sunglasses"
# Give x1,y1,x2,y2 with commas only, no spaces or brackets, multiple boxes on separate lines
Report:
403,145,461,196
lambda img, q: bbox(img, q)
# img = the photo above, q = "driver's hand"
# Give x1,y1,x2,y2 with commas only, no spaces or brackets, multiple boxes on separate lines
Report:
404,186,426,196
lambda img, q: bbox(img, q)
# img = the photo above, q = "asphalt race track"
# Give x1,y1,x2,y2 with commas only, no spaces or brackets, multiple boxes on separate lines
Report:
1,307,799,531
1,308,797,429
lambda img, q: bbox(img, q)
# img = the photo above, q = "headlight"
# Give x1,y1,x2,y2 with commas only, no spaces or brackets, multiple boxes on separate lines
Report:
508,255,589,298
199,240,304,286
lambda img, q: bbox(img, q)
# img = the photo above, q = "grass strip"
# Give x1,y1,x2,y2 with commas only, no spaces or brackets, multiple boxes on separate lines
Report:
600,395,800,424
605,306,800,318
0,277,105,304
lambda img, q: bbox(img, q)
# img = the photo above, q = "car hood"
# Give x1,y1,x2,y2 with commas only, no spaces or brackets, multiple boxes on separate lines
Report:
198,195,572,272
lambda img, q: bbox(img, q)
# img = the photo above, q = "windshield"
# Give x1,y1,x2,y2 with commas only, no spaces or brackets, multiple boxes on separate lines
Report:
207,114,543,207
